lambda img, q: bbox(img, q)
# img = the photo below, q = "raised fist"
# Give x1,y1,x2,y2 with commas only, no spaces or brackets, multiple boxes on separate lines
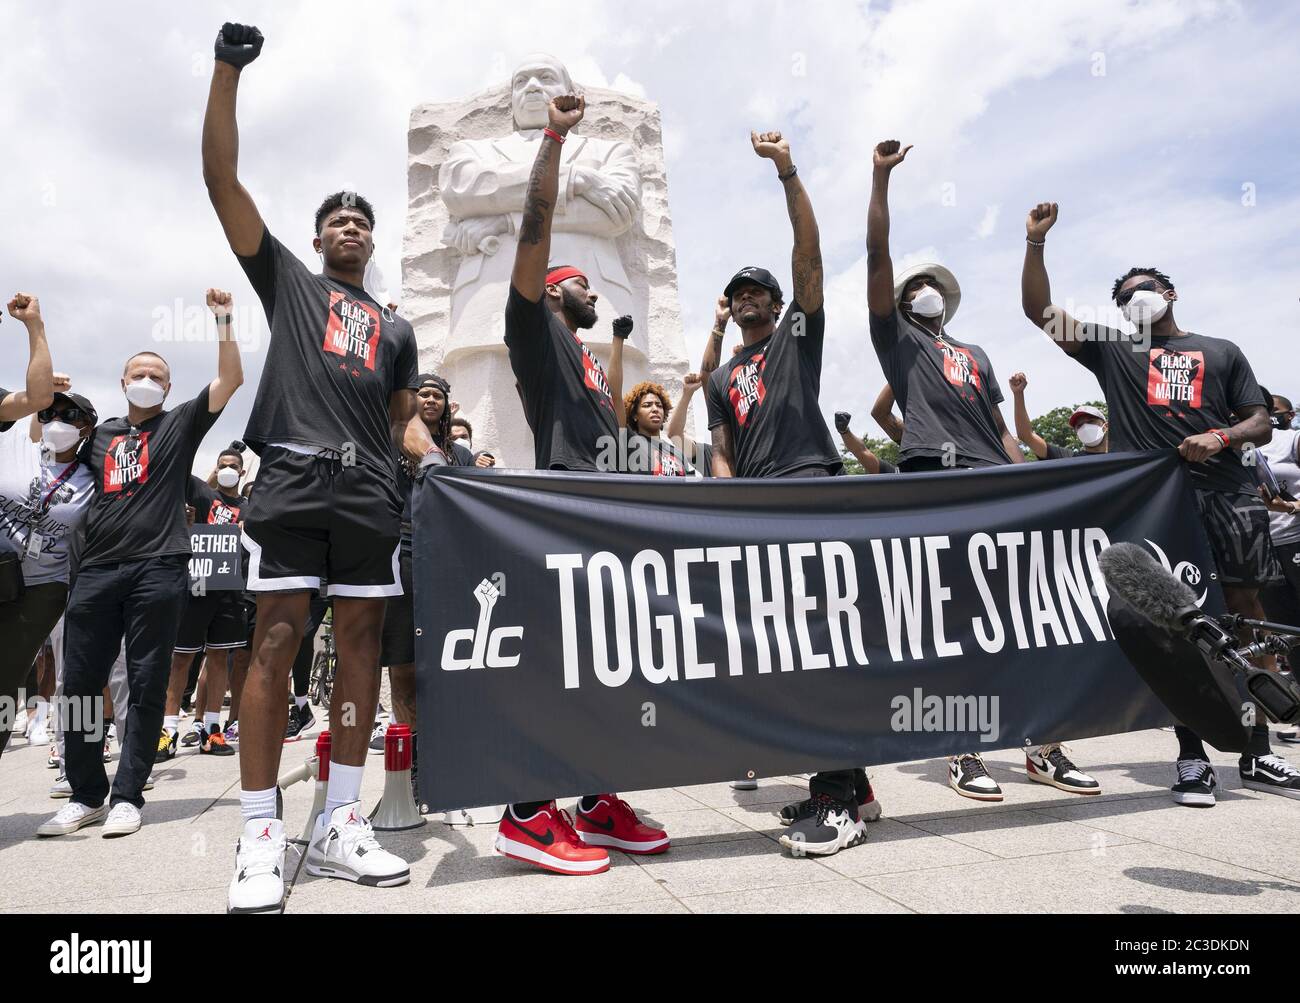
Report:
206,288,233,317
682,372,704,392
751,131,792,165
714,296,731,331
612,315,634,340
834,411,852,434
215,23,263,68
51,373,72,393
1026,202,1059,241
873,140,912,171
6,293,40,325
1008,372,1027,394
548,94,585,134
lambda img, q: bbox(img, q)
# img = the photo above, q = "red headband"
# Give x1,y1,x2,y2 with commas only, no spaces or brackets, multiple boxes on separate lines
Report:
546,266,588,287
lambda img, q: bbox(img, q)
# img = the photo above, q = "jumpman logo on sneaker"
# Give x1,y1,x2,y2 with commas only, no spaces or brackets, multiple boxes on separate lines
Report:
258,825,272,840
345,809,359,825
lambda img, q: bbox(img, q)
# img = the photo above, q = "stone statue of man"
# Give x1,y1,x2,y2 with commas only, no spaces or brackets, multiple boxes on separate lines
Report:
438,54,643,363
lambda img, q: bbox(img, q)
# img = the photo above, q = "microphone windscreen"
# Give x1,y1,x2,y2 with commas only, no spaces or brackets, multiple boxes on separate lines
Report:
1099,542,1199,631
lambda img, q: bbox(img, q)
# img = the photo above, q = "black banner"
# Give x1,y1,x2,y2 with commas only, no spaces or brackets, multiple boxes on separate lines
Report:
186,524,244,592
413,451,1220,812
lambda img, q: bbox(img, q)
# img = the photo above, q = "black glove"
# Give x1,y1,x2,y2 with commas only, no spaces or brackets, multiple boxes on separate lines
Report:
214,23,264,68
612,315,634,340
834,411,852,434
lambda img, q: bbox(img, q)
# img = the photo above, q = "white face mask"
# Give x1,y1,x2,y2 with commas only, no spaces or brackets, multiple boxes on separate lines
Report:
42,421,83,453
1077,423,1106,448
1120,290,1169,325
124,377,166,408
216,467,241,489
908,286,945,319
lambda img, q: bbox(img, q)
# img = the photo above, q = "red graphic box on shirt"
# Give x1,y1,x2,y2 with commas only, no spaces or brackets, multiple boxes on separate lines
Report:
324,292,380,373
1147,348,1205,409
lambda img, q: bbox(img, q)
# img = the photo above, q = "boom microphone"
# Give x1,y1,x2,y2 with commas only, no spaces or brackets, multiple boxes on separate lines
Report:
1100,543,1300,739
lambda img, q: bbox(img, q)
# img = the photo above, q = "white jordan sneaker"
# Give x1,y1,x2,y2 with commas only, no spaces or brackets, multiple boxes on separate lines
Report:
227,818,288,915
305,801,410,887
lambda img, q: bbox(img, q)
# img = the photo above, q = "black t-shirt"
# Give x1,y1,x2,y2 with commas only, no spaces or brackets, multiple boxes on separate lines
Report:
77,387,220,567
877,458,899,474
870,309,1010,468
187,475,243,525
1043,442,1080,461
1074,326,1266,495
399,440,474,532
706,302,841,478
237,230,419,477
504,285,618,470
625,434,695,477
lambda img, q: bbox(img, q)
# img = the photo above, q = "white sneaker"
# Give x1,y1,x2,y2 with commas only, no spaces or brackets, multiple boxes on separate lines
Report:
29,722,49,745
101,802,141,838
49,775,72,798
228,818,288,914
730,778,759,791
306,801,410,886
37,801,105,837
948,753,1004,801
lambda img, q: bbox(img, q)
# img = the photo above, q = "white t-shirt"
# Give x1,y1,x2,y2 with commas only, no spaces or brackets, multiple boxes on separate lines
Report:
1261,428,1300,546
0,423,96,586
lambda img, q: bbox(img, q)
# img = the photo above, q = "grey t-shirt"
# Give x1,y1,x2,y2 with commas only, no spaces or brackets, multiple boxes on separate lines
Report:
0,424,96,585
1074,326,1266,496
869,309,1010,468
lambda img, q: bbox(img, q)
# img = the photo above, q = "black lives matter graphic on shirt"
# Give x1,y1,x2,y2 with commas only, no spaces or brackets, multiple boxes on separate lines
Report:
575,332,613,406
727,352,767,428
937,339,983,402
1147,348,1205,411
324,292,382,376
103,433,151,494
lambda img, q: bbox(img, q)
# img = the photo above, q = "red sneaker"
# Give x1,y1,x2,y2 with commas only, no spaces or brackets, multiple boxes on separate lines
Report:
495,802,610,876
575,794,670,855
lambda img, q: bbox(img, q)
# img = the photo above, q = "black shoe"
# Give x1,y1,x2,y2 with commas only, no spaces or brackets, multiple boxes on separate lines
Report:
180,723,204,748
1239,754,1300,799
777,794,865,857
201,724,236,757
283,706,305,743
778,779,882,825
296,703,316,735
1172,758,1217,807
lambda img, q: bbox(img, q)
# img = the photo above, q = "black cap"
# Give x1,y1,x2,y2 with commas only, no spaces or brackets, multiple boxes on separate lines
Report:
49,391,98,426
724,266,783,304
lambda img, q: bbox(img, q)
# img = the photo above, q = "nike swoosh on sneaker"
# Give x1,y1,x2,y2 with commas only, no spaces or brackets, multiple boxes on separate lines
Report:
578,812,616,832
511,821,555,846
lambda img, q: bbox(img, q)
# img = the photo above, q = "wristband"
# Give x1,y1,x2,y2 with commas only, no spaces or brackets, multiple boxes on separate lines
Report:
543,128,566,145
216,314,233,325
1026,238,1045,247
711,328,725,338
1208,428,1231,449
777,164,798,182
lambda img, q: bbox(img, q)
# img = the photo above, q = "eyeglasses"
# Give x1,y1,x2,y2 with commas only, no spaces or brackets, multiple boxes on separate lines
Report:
1115,279,1163,308
37,406,90,424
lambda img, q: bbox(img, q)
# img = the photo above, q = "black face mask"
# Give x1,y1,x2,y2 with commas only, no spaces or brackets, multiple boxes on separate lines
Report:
1272,414,1292,431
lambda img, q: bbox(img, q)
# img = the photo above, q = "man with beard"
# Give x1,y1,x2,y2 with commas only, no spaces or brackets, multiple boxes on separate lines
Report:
1021,201,1298,804
495,92,669,875
706,130,881,859
868,142,1101,805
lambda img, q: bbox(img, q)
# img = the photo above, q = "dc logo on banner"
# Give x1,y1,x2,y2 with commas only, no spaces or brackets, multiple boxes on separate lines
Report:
440,579,524,671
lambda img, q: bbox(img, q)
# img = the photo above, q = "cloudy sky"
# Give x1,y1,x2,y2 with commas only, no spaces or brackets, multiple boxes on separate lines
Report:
2,0,1296,475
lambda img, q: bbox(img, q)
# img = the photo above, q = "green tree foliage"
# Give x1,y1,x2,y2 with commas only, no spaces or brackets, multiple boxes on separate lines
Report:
841,436,900,475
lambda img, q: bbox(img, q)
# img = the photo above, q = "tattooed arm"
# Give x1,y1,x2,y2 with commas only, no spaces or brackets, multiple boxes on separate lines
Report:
511,94,586,303
751,130,822,313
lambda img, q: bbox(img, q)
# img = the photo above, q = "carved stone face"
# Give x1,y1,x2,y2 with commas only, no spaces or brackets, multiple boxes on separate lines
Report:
511,55,574,131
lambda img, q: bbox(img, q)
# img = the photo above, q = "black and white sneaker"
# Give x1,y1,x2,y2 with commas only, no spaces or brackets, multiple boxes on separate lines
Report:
1277,731,1300,745
948,753,1003,801
777,795,866,857
368,721,387,755
283,705,309,743
181,722,204,748
778,778,883,825
1026,743,1101,795
1240,754,1300,800
1172,758,1217,807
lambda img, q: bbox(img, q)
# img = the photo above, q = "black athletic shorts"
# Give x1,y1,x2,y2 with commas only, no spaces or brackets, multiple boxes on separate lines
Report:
1262,538,1300,625
241,446,402,599
1195,488,1283,589
380,537,414,666
175,592,248,653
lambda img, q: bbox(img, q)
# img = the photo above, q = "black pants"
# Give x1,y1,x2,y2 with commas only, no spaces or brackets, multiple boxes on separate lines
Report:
63,556,188,809
0,582,69,757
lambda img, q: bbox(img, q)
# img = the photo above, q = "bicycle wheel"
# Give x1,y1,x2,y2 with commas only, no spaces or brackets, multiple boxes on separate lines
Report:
311,651,329,708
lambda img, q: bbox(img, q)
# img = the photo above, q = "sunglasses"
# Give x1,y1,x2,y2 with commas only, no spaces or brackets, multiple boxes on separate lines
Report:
1115,279,1163,308
37,405,91,424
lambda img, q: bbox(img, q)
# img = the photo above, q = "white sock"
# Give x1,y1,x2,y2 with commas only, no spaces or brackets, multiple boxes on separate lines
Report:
324,763,365,820
163,714,179,736
204,711,220,731
295,695,308,710
240,787,278,823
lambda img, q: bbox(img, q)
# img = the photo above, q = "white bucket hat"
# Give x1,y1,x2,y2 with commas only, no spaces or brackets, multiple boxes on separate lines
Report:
893,263,961,324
